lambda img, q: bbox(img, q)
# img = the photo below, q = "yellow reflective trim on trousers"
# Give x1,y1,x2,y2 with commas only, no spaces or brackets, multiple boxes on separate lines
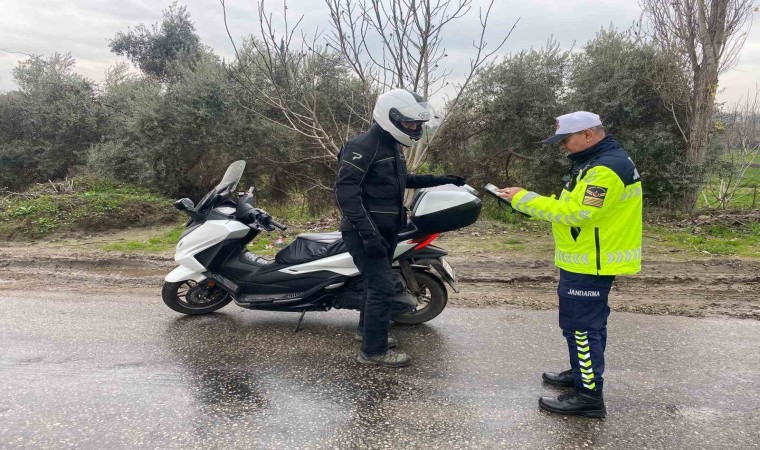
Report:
575,329,595,388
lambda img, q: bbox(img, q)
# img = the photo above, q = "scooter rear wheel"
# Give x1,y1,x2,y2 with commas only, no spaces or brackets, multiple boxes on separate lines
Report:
392,271,447,325
162,279,233,315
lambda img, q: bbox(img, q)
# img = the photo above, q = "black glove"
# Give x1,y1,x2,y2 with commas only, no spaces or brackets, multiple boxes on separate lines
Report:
438,175,466,186
362,235,389,259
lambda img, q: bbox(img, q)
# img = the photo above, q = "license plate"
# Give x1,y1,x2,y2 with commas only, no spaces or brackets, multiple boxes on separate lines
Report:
440,257,455,280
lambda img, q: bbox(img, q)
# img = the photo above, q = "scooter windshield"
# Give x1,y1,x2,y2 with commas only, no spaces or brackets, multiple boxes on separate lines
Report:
217,160,246,192
194,160,246,212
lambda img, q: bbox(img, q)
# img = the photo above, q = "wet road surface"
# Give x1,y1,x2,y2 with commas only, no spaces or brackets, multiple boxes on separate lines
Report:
1,290,759,449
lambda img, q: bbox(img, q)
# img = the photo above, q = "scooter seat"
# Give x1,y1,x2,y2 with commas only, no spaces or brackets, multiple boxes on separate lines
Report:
295,231,342,243
275,233,347,265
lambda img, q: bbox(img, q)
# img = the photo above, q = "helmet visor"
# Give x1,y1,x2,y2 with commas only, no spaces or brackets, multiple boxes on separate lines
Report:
389,105,431,142
389,104,432,123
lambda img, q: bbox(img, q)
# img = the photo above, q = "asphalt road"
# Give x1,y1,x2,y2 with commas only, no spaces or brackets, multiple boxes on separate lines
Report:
1,289,759,449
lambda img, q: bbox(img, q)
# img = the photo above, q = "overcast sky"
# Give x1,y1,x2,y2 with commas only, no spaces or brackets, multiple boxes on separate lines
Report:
1,0,758,106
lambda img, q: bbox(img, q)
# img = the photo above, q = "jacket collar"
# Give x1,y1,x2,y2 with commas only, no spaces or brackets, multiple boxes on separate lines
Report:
371,122,402,149
568,135,620,166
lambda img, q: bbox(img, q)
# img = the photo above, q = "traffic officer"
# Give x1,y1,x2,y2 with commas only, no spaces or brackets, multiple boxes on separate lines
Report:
335,88,465,368
498,111,642,417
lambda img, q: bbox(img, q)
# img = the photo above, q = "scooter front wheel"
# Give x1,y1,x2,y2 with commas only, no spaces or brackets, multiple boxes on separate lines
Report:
392,271,447,325
162,279,233,315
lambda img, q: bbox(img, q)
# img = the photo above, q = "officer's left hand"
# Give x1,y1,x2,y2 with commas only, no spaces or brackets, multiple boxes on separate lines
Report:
497,187,524,201
441,175,466,186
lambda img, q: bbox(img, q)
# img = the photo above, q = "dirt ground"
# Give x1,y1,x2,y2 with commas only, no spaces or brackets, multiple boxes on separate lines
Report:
1,222,759,320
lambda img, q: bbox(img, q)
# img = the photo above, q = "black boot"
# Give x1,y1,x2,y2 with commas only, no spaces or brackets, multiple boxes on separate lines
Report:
542,369,574,387
538,390,606,418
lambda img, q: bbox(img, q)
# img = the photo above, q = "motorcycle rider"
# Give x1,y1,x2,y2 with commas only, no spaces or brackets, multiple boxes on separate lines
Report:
335,88,465,367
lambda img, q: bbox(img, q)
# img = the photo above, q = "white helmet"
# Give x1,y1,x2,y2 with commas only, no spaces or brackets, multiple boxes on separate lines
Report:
373,89,431,147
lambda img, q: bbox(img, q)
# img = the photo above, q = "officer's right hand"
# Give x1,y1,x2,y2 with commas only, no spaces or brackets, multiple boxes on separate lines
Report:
362,236,389,259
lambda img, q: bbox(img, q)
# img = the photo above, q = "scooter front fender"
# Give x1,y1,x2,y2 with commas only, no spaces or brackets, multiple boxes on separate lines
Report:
165,266,207,283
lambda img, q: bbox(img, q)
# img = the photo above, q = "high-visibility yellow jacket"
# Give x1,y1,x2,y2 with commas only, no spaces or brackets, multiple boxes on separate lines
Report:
510,136,642,275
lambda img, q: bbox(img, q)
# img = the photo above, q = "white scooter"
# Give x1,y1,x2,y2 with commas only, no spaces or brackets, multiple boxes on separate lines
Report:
162,161,481,327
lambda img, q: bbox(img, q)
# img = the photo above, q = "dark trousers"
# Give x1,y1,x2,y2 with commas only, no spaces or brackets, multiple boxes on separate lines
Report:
342,230,399,356
557,269,615,393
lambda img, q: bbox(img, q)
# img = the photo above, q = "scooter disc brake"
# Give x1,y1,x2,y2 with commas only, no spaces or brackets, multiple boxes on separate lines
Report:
186,282,228,306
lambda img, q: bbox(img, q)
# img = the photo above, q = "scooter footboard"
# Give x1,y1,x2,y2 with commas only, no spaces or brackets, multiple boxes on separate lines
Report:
165,266,207,283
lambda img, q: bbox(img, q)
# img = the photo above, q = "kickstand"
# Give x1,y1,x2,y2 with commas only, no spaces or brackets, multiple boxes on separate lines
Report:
294,309,307,332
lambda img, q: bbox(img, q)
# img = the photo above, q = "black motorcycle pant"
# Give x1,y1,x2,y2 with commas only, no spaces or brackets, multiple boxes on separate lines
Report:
342,229,399,356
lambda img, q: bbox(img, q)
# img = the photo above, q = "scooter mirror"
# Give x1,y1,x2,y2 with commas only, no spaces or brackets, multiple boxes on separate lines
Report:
173,198,195,211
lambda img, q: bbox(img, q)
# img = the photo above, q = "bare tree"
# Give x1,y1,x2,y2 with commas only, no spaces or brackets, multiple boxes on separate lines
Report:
640,0,757,210
221,0,516,177
325,0,517,173
704,88,760,208
221,0,353,159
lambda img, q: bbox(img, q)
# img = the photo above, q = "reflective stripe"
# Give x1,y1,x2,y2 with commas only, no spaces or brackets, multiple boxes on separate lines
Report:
558,251,591,266
575,330,595,390
342,160,365,172
606,247,641,264
621,185,643,200
513,191,540,209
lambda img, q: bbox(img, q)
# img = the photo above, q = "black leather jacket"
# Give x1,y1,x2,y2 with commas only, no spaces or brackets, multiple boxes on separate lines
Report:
334,124,447,237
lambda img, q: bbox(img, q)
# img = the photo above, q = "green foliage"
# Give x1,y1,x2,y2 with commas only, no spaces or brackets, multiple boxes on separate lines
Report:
647,222,760,257
0,54,100,190
566,29,690,208
102,226,184,253
433,39,570,194
434,29,697,209
0,177,177,239
109,3,201,80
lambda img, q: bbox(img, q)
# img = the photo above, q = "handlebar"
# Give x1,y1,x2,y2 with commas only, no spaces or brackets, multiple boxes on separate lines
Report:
238,204,287,232
268,218,287,231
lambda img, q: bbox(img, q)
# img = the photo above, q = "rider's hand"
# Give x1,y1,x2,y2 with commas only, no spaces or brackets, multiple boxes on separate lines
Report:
438,175,466,186
362,236,389,259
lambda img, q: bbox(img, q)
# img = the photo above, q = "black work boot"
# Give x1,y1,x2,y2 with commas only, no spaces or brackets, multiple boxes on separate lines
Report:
354,330,397,348
357,349,411,368
542,369,574,388
538,390,606,418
